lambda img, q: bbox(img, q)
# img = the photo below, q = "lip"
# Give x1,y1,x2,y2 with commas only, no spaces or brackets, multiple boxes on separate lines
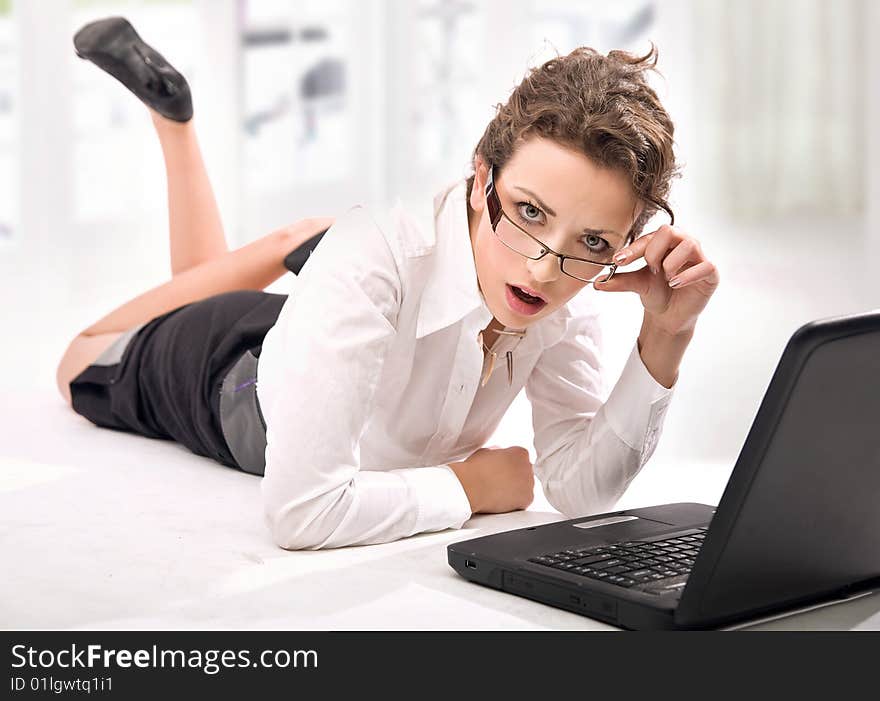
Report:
510,283,548,303
505,284,548,316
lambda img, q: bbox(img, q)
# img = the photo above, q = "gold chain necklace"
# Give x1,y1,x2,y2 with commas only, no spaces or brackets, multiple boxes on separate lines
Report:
477,327,527,387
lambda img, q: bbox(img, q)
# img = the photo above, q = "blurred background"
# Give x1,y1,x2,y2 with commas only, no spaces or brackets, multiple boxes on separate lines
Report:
1,0,877,508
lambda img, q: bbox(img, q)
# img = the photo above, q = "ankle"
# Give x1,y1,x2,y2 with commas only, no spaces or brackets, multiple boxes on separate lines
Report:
150,107,191,132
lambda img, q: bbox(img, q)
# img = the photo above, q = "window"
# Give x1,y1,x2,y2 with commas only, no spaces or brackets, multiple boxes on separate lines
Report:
241,0,354,193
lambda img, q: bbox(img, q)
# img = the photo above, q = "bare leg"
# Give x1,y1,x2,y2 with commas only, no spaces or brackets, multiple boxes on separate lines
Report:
81,218,332,337
56,217,333,405
149,109,229,275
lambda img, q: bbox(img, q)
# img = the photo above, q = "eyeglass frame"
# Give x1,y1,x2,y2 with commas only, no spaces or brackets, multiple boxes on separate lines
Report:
484,165,624,285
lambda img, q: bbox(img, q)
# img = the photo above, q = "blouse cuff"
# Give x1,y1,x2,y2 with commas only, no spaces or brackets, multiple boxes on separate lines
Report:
396,465,473,534
602,341,674,454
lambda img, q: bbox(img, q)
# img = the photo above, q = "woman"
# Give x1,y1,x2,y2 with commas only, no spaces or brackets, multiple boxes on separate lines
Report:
58,17,719,550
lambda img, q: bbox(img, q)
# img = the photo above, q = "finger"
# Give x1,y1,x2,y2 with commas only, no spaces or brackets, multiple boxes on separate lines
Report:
612,231,654,266
593,266,652,295
613,224,680,266
661,237,703,281
644,225,683,275
668,260,720,289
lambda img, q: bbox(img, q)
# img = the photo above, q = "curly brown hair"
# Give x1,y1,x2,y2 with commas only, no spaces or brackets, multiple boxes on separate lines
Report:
469,44,680,244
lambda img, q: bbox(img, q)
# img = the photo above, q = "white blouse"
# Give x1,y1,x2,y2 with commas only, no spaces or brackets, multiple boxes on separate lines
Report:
256,179,674,550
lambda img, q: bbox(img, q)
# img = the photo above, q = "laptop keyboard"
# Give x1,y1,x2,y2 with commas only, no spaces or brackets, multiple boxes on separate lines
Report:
527,531,707,589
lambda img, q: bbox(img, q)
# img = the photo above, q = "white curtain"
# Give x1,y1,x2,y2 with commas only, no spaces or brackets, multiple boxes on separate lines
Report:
690,0,866,220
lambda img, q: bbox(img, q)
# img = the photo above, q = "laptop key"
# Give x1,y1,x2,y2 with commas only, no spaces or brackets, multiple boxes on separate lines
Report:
591,558,624,570
605,566,632,575
571,553,614,566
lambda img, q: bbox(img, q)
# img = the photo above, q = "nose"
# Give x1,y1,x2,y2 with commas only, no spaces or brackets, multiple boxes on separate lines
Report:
525,251,562,284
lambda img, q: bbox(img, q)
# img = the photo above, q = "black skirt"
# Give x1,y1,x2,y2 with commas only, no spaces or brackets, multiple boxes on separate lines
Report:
69,290,287,473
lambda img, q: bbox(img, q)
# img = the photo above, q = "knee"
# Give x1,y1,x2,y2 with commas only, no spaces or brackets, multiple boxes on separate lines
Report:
56,339,78,406
55,332,105,407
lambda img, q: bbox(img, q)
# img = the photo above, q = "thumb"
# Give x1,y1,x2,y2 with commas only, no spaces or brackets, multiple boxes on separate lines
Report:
594,267,651,295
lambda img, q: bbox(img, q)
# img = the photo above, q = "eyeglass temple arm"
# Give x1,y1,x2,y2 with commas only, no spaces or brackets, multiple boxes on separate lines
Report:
484,166,504,229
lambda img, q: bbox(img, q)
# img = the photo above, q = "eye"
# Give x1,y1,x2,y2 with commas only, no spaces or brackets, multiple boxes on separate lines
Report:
515,202,544,226
582,234,610,253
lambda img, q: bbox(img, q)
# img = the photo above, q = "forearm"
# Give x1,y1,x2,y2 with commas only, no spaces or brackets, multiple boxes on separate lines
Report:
263,463,472,549
637,313,695,389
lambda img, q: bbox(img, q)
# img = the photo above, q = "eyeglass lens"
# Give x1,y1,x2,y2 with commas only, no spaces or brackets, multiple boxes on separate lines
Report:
494,217,614,282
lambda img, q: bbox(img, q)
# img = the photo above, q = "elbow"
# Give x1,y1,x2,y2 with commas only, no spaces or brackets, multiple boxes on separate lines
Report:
541,472,620,520
262,481,352,551
269,521,312,551
267,518,310,552
265,501,326,551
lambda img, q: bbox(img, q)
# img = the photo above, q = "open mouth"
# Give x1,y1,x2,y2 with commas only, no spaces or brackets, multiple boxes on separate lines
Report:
506,284,548,315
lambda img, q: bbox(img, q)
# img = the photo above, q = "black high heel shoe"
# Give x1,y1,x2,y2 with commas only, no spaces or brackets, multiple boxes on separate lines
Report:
73,16,193,123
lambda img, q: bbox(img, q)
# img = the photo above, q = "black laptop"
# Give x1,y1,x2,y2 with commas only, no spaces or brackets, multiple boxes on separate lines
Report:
448,310,880,630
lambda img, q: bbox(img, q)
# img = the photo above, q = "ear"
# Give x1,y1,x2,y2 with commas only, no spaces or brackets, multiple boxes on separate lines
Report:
470,156,489,213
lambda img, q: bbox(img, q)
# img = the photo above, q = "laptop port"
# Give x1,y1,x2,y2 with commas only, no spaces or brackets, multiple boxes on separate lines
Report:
465,559,477,569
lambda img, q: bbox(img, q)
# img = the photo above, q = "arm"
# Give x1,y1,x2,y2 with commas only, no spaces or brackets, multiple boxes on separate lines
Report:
524,310,673,518
637,314,694,389
596,222,720,388
257,207,472,550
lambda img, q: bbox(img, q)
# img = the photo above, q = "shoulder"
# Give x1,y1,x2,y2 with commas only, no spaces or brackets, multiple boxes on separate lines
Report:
315,204,402,282
327,198,430,273
369,178,467,260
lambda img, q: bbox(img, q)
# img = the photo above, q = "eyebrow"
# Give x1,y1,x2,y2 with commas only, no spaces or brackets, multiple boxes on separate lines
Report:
512,185,625,243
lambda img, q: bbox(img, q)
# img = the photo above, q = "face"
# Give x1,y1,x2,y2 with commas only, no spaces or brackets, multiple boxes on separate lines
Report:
468,135,642,329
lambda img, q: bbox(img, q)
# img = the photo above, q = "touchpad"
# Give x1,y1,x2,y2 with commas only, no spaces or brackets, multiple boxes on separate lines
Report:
571,515,672,542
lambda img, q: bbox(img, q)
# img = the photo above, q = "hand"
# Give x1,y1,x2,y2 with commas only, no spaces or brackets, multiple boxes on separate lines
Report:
594,224,719,337
448,445,535,514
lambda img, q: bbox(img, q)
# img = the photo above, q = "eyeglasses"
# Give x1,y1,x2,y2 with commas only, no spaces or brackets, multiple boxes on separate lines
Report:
484,165,620,285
